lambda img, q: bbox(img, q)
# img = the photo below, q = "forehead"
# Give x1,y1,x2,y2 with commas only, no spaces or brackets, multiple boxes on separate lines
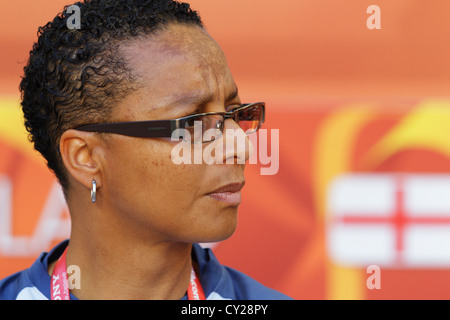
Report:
119,24,235,114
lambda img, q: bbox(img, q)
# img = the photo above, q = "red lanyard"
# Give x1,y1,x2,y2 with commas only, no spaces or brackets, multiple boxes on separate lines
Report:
50,248,206,300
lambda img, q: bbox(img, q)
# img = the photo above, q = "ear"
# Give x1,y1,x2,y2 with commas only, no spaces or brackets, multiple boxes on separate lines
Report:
59,129,104,190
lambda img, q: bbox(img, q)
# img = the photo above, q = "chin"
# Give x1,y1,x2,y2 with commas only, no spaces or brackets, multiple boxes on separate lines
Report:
189,206,239,243
202,223,237,243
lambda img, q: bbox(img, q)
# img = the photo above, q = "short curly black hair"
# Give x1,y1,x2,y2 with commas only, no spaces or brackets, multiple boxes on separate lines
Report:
20,0,203,193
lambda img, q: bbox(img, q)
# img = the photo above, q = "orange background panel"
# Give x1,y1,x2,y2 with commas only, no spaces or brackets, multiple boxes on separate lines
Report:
1,1,450,300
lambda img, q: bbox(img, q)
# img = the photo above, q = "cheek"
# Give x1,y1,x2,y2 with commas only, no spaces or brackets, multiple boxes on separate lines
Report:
102,140,204,221
105,139,198,197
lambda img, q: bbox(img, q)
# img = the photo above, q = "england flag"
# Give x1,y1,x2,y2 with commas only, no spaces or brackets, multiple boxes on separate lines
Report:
326,174,450,268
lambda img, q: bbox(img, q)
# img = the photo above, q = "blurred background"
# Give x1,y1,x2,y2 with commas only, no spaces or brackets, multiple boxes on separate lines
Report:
2,0,450,299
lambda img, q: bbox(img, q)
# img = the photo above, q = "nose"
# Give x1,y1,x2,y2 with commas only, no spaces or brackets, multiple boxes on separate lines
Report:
216,118,253,165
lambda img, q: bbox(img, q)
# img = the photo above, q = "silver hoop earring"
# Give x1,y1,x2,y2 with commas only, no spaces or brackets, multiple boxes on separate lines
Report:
91,179,97,203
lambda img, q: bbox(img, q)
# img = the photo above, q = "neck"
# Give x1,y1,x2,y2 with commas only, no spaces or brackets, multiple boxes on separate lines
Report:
66,237,193,300
54,202,194,300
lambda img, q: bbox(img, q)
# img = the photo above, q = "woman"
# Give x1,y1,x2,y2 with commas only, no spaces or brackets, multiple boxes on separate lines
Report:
0,0,290,300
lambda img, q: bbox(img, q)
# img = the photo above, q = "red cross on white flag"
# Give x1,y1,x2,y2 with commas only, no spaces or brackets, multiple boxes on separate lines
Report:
326,174,450,267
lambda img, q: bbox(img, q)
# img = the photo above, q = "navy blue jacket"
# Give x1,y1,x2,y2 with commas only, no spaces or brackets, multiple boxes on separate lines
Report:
0,240,291,300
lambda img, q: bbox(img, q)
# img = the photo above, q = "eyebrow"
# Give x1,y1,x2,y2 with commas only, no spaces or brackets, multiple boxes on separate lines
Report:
171,86,239,108
158,86,240,118
225,86,239,103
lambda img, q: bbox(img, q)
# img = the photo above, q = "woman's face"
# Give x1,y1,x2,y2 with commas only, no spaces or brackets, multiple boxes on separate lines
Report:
99,24,250,243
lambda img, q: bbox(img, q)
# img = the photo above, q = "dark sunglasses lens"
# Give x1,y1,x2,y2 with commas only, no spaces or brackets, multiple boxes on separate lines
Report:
237,104,263,134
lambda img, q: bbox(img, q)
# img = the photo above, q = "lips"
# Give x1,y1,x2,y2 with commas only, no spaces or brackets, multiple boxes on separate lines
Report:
207,181,245,205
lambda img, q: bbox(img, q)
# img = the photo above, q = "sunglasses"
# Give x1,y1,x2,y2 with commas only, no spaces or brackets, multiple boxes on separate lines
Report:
75,102,265,143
